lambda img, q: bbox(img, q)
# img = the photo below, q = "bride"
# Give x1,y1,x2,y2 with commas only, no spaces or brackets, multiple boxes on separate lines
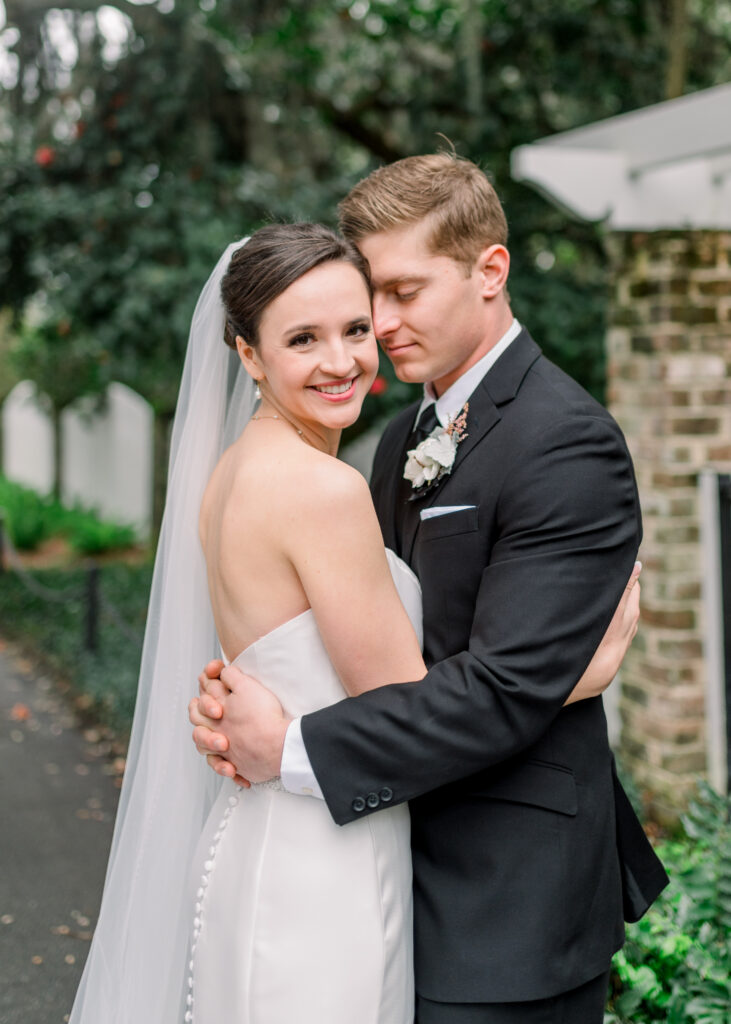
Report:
69,223,639,1024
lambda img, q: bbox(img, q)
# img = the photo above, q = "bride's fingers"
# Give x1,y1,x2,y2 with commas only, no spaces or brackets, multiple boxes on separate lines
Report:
192,723,229,753
198,666,228,698
199,693,224,719
625,560,642,592
188,697,221,731
204,755,252,789
206,753,234,776
626,582,641,639
205,659,225,679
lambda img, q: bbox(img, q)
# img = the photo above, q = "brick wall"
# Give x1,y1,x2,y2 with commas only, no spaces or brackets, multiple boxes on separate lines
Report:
606,230,731,820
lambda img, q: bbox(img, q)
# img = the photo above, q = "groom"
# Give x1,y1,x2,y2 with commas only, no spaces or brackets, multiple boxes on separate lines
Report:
191,154,667,1022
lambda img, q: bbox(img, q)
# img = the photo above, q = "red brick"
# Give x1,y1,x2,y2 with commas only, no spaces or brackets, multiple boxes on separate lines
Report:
708,444,731,460
657,638,704,659
641,607,696,629
670,417,719,435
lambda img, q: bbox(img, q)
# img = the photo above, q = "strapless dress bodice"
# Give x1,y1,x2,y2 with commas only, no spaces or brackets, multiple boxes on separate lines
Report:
229,548,422,718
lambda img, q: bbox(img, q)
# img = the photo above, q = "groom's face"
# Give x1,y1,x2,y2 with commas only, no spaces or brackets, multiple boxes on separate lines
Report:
358,219,499,396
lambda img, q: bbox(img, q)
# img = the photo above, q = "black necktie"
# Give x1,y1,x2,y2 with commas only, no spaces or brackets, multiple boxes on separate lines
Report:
410,403,439,445
395,404,440,552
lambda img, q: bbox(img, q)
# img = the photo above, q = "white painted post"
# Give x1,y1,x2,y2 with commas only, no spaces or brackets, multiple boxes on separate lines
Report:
699,469,728,794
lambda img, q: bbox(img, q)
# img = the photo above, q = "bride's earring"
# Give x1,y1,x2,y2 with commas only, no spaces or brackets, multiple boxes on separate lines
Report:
255,381,262,401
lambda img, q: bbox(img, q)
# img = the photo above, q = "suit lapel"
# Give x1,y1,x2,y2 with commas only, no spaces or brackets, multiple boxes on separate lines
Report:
401,329,543,562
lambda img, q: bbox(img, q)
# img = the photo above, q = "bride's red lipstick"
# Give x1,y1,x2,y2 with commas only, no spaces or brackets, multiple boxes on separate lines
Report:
308,376,359,402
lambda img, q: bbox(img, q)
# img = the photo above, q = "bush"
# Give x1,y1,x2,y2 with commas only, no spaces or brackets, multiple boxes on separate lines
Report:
0,476,49,549
606,782,731,1024
66,514,137,554
0,474,137,554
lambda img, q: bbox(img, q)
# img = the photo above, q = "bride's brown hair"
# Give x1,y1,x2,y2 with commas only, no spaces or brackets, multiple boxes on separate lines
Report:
221,223,371,350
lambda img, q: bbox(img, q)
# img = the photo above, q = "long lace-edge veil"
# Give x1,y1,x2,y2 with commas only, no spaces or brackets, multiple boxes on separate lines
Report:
69,239,255,1023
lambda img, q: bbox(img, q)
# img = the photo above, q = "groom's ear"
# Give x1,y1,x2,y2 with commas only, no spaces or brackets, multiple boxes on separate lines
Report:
476,244,510,299
236,334,263,379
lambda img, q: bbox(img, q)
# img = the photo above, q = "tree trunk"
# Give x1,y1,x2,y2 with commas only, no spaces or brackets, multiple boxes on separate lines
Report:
152,411,173,538
51,403,62,501
665,0,688,100
459,0,483,128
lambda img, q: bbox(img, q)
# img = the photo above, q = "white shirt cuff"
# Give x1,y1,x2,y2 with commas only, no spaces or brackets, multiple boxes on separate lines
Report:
280,717,324,799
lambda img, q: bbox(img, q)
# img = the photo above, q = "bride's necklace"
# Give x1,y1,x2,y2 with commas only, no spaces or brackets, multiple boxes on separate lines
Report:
251,413,304,438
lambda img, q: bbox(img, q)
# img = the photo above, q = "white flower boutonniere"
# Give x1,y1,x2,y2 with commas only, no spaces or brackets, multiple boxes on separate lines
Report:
403,403,469,496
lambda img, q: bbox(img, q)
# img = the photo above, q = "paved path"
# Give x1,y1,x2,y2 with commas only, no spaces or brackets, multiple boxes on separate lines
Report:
0,640,122,1024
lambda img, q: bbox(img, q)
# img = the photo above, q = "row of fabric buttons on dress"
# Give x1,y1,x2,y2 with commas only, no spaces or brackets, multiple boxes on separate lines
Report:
185,786,243,1023
351,787,393,813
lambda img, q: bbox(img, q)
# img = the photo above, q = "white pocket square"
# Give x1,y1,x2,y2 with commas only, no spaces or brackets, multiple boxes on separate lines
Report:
420,504,476,521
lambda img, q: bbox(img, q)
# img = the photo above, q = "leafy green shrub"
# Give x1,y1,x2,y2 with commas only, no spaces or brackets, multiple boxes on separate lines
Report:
0,474,137,554
67,515,137,554
0,476,49,549
606,782,731,1024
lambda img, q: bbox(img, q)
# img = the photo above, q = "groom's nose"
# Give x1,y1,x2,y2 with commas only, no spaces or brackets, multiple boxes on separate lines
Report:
372,294,401,341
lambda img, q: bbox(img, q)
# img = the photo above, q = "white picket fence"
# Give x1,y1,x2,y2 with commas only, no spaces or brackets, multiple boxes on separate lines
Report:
1,380,154,537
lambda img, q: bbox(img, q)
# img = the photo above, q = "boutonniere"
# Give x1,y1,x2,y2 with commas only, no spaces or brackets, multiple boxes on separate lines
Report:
403,403,469,497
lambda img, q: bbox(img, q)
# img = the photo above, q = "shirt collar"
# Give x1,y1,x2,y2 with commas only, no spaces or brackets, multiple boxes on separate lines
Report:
417,318,522,427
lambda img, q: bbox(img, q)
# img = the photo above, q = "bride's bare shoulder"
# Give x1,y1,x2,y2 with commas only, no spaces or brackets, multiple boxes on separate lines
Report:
222,435,373,526
273,443,371,512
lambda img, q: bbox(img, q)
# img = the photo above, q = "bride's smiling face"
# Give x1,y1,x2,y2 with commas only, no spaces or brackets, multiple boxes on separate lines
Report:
240,261,378,432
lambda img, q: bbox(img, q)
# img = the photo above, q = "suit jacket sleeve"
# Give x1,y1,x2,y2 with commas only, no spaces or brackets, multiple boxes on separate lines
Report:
301,412,642,825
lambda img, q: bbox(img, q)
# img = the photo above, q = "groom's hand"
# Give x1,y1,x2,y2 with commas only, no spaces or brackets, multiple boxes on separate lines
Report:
191,663,291,784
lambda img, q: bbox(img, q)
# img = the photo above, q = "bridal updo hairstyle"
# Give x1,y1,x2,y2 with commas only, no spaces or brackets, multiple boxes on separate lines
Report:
221,223,371,350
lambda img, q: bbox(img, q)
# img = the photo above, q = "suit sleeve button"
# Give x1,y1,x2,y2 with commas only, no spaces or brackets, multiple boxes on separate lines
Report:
379,787,393,803
366,792,380,809
352,796,366,812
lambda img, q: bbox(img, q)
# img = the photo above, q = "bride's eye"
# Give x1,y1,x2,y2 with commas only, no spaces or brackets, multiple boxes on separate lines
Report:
289,333,314,347
347,321,372,338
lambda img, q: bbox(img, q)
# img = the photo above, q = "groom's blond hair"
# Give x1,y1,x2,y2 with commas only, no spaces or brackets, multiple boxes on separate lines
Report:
338,153,508,271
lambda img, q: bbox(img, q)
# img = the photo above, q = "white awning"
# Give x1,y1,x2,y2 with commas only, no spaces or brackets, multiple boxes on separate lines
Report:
511,83,731,230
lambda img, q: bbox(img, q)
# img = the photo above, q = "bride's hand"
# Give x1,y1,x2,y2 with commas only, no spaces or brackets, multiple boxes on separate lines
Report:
190,661,251,787
564,561,642,706
190,664,291,784
197,659,229,713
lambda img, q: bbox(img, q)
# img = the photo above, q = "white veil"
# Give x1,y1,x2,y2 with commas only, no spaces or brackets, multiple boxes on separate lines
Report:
69,240,256,1023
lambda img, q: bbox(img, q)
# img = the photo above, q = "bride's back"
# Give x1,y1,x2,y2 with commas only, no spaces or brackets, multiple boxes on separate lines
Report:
200,423,317,662
201,420,360,663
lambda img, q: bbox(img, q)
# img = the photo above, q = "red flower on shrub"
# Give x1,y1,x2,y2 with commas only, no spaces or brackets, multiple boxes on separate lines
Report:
34,145,55,167
370,375,388,395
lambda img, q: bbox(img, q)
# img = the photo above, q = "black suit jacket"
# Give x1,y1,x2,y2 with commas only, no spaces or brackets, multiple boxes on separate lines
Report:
301,329,667,1003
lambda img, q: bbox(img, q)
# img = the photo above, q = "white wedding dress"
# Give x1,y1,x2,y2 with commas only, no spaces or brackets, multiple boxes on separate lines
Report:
185,550,421,1024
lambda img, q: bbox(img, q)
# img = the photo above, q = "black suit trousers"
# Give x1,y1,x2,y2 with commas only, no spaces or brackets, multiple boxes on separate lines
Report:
415,970,611,1024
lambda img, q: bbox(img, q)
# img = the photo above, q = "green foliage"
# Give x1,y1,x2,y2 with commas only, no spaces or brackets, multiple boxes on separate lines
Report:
606,782,731,1024
0,474,137,553
0,561,151,734
0,475,49,549
1,0,730,438
66,514,136,555
10,319,106,417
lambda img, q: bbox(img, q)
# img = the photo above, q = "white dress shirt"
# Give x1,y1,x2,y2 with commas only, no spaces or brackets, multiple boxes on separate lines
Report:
280,319,522,798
